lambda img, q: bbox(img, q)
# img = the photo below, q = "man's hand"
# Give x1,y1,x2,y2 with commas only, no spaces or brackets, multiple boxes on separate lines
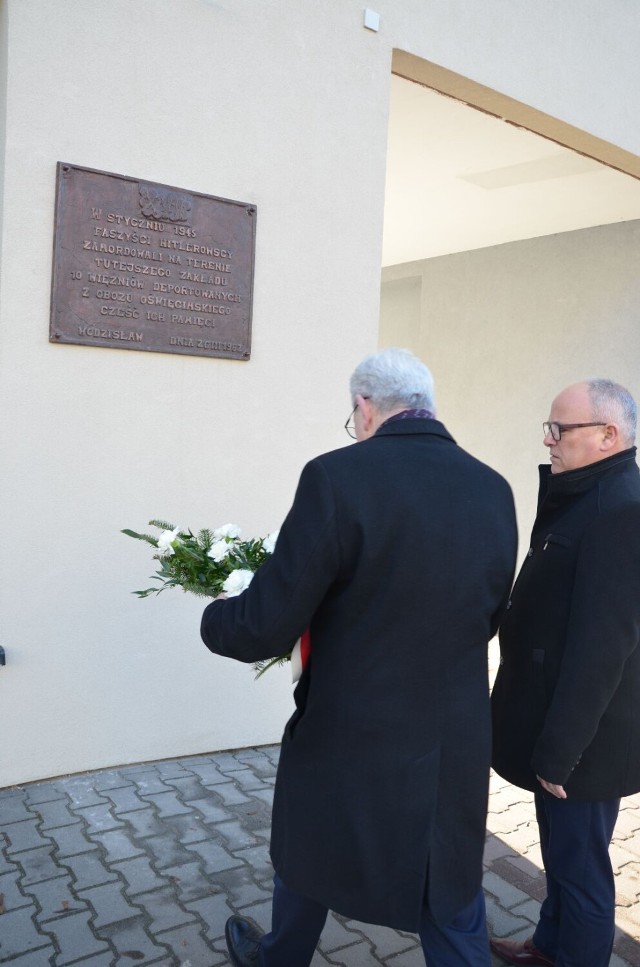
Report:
537,775,567,799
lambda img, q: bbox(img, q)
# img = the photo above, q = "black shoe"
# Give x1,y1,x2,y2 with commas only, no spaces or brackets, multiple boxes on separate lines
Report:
225,915,264,967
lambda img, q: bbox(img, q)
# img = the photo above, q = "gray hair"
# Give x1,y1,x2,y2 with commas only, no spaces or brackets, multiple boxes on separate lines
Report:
587,378,637,445
350,347,436,415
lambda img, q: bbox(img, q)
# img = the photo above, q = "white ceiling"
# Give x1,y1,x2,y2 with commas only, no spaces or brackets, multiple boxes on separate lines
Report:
382,76,640,267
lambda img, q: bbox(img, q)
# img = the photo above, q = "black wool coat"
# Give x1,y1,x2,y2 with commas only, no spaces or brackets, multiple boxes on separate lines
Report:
201,419,517,930
492,448,640,801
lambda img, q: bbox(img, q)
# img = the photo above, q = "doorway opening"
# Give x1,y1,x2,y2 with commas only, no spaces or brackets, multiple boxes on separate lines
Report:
379,51,640,512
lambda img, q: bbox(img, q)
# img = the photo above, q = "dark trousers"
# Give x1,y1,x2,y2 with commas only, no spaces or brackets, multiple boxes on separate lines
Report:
533,790,620,967
259,874,491,966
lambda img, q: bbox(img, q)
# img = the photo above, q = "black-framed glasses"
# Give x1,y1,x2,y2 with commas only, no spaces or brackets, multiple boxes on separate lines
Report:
344,397,370,439
543,421,607,442
344,407,358,439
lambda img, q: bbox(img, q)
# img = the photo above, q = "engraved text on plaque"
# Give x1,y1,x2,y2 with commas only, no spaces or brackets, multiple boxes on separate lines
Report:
50,163,256,359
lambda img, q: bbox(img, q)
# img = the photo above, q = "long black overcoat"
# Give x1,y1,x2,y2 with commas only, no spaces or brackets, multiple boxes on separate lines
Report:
201,419,517,930
492,448,640,800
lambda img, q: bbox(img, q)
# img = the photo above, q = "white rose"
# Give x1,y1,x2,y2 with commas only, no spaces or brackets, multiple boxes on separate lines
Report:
213,523,242,540
156,527,180,557
222,568,254,597
207,539,231,563
262,529,279,554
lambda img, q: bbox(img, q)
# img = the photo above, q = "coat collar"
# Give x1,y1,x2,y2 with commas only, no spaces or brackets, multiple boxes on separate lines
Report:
538,446,638,505
374,417,456,444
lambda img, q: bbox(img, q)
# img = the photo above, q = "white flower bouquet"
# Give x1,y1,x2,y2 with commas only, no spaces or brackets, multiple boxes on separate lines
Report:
122,519,292,677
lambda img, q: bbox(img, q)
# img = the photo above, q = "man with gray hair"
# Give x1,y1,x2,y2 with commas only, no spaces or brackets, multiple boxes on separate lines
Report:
491,379,640,967
202,347,517,966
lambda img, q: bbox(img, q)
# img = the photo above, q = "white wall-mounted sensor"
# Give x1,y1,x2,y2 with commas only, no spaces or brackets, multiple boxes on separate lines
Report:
364,9,380,32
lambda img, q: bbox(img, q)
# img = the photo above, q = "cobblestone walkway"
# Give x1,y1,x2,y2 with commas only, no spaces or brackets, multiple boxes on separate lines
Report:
1,747,638,965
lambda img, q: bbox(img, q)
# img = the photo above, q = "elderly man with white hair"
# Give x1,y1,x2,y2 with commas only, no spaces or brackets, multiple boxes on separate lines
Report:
202,347,518,967
491,378,640,967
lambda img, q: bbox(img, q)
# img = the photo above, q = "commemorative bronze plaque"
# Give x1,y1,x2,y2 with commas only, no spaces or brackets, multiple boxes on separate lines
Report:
50,163,256,359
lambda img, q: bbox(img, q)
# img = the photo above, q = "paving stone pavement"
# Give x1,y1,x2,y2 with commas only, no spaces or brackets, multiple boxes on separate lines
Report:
1,747,639,966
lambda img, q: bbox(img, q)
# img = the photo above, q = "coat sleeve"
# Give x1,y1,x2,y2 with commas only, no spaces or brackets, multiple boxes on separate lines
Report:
530,503,640,784
489,481,518,640
200,457,341,663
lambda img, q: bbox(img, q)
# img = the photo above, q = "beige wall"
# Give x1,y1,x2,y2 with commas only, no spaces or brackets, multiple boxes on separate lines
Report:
381,220,640,547
1,0,639,785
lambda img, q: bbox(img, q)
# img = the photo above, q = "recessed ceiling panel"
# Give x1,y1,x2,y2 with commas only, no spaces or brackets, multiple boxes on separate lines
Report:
382,76,640,267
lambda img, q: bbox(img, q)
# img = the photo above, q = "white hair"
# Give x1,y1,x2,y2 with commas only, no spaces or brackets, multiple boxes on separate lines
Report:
350,348,436,415
587,378,637,446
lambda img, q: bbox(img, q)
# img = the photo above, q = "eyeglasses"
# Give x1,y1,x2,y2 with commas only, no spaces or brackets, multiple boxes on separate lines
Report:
344,407,358,439
344,397,370,439
543,421,607,442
